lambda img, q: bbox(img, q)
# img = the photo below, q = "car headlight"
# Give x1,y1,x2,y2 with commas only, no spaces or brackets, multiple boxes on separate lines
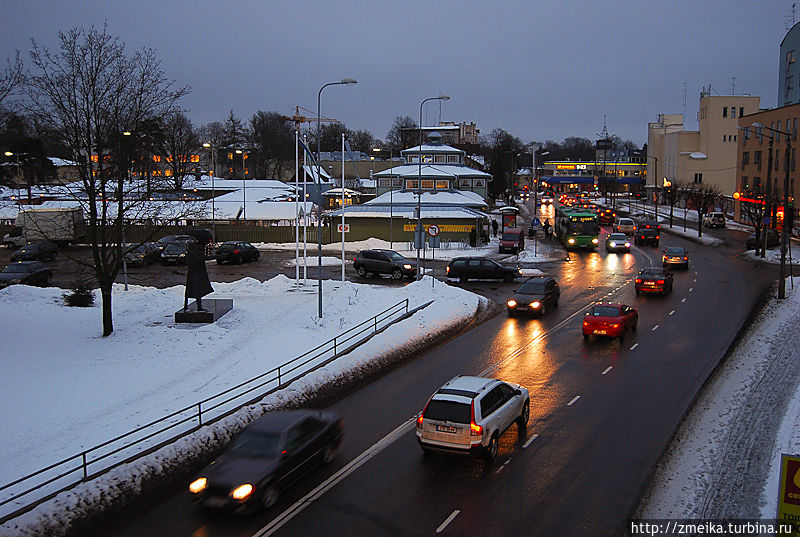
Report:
609,241,617,247
592,238,599,244
531,301,541,308
189,477,207,494
179,253,186,257
230,484,254,500
403,264,412,270
507,300,517,308
568,238,575,244
624,242,630,247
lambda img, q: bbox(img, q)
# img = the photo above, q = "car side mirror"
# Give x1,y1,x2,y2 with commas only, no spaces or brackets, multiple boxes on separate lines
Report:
514,389,522,396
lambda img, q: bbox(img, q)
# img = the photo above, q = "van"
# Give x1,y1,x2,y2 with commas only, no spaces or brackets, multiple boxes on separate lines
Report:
499,228,525,254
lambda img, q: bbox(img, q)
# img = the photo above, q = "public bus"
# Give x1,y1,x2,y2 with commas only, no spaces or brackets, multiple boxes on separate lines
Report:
555,207,599,249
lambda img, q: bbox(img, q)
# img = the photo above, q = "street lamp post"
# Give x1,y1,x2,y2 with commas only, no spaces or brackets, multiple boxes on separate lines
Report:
317,78,357,318
648,154,659,221
4,151,28,202
416,94,450,281
235,149,246,220
202,143,216,245
753,122,793,299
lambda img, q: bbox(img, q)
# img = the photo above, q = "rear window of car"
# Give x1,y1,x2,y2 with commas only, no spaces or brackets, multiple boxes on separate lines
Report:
424,399,471,424
501,232,519,241
589,305,621,317
665,247,684,255
619,219,633,225
639,270,663,278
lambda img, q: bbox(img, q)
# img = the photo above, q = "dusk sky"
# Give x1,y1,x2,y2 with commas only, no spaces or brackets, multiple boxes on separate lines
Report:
1,1,795,147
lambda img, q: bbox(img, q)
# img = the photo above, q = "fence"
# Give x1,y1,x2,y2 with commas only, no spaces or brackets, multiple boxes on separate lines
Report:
0,298,419,522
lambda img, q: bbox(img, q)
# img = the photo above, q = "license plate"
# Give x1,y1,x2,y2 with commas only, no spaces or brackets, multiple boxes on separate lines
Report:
645,281,655,286
436,425,458,433
594,329,607,335
203,497,228,508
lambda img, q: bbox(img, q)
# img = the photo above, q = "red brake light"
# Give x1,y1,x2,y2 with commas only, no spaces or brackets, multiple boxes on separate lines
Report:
416,414,423,426
684,256,688,260
470,401,482,436
635,278,642,283
612,323,620,328
657,279,664,284
656,236,660,239
233,249,239,254
446,266,450,274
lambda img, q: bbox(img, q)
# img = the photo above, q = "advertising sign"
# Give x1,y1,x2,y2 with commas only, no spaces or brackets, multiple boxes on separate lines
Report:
778,453,800,536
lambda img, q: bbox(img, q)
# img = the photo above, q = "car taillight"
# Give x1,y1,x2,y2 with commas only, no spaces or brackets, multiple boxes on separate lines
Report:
684,256,688,260
657,279,665,284
470,401,482,436
416,414,423,427
446,266,450,274
635,278,642,283
612,323,620,328
233,249,239,254
656,236,660,239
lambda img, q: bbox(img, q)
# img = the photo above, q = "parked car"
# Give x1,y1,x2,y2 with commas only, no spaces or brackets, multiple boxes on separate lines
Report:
353,249,416,279
703,212,726,228
605,232,631,252
160,239,195,265
0,261,53,288
216,241,260,265
662,246,689,269
124,242,161,267
189,410,343,512
634,268,673,295
446,257,522,283
634,228,660,247
10,241,58,262
613,218,636,235
156,234,196,252
507,276,560,316
745,230,780,250
582,303,638,342
416,375,529,461
499,228,525,254
598,208,616,225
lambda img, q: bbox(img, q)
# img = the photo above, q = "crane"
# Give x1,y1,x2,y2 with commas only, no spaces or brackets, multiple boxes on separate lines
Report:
283,105,341,131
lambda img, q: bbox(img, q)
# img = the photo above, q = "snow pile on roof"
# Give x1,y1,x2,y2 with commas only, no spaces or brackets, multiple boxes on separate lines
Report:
365,189,487,208
374,163,490,179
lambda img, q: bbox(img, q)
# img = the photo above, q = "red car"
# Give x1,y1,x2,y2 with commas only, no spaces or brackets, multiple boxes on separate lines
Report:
599,208,616,225
582,302,638,342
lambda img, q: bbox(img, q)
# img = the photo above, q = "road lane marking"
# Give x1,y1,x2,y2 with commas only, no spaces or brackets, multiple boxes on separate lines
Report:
523,434,539,448
629,343,639,351
567,395,581,406
669,310,675,316
253,418,415,537
681,298,686,303
436,510,461,533
652,324,660,331
689,287,694,292
495,458,512,474
693,278,697,282
602,366,613,375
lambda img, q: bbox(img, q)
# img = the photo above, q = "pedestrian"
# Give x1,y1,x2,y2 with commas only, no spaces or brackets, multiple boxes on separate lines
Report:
544,220,551,240
469,227,477,247
492,219,499,237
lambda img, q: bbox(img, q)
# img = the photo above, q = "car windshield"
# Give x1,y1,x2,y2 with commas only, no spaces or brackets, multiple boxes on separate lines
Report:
228,430,282,458
518,281,546,294
164,243,187,253
590,305,620,317
665,247,684,255
385,251,407,261
424,399,471,424
608,234,627,240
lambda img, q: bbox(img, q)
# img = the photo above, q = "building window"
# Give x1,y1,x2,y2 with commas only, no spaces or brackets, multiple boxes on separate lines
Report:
778,121,782,142
722,107,728,118
723,135,727,142
408,155,419,163
421,179,435,189
405,179,419,189
694,173,703,184
742,152,749,169
794,118,798,140
422,155,433,163
731,107,737,118
435,180,449,189
742,176,748,190
740,107,744,117
447,155,459,163
434,155,446,163
754,176,761,188
787,76,794,98
392,177,402,188
755,150,762,169
788,50,796,65
734,135,737,141
378,178,392,187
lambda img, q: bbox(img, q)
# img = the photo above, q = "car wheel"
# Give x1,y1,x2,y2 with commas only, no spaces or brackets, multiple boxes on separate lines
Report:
504,273,514,282
356,265,367,277
517,400,530,428
619,328,626,342
459,275,468,283
583,333,589,341
261,485,279,510
483,433,499,462
322,444,337,464
236,255,243,265
391,268,403,280
632,320,638,332
635,289,640,296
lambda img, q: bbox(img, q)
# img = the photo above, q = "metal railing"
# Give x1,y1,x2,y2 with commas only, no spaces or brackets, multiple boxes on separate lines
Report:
0,298,414,521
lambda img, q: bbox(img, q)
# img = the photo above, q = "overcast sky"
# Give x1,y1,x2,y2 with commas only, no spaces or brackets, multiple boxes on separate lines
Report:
0,1,795,147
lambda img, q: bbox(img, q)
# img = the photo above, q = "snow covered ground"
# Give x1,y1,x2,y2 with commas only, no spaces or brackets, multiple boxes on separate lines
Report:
743,246,800,265
0,276,485,534
637,283,800,522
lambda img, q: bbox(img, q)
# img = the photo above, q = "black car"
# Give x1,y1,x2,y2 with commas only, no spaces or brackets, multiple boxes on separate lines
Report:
10,241,58,262
160,239,195,265
156,234,196,253
446,257,522,283
746,230,780,250
635,228,660,247
216,241,260,264
0,261,53,288
189,410,344,512
507,276,560,316
353,249,416,280
124,242,161,267
637,219,661,231
635,267,673,295
662,246,689,269
605,232,631,252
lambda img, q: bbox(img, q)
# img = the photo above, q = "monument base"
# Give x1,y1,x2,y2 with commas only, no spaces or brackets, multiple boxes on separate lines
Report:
175,298,233,324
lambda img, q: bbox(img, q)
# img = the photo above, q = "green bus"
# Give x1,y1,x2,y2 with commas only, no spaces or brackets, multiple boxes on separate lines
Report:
555,208,599,249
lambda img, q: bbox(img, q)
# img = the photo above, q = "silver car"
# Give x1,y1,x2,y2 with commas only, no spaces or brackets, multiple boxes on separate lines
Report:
613,217,636,235
416,376,529,461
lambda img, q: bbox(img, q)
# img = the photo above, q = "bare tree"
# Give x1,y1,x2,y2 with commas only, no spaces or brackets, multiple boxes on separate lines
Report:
249,110,294,180
0,50,23,105
155,112,200,190
26,24,191,336
385,115,418,155
739,184,769,257
348,128,375,153
661,180,685,228
685,183,721,238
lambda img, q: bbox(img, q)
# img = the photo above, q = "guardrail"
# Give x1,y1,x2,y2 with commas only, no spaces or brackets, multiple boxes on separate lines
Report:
0,298,416,522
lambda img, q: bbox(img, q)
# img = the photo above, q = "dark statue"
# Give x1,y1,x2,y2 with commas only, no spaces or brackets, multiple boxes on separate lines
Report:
184,241,213,311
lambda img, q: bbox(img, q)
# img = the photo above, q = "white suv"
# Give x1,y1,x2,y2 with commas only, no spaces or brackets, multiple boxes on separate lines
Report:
703,212,726,228
416,376,529,461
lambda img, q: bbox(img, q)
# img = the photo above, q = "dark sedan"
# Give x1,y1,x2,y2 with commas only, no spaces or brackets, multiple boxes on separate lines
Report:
507,276,560,316
635,268,673,295
447,257,523,283
0,261,53,288
216,241,260,265
662,246,689,269
124,242,161,267
10,241,58,262
189,410,343,512
160,239,195,265
605,232,631,252
635,228,660,247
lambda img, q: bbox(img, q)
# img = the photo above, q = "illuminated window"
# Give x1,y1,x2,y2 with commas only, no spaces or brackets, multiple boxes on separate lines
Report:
152,155,161,162
405,179,419,189
788,50,796,65
435,180,449,189
421,179,435,189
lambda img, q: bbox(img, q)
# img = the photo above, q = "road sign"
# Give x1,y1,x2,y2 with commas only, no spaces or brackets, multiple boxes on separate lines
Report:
778,454,800,536
428,224,440,237
337,223,350,233
414,224,425,250
764,217,772,226
428,235,440,248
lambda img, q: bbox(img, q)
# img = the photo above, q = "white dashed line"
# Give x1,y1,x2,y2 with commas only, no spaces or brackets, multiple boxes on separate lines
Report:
693,279,697,283
436,510,461,533
629,343,639,351
602,366,613,375
523,434,539,448
681,298,686,303
689,287,694,292
567,395,581,406
669,310,675,316
652,324,660,331
495,458,512,474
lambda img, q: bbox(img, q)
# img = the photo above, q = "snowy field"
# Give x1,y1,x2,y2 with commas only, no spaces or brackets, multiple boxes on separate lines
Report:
0,276,485,534
638,283,800,521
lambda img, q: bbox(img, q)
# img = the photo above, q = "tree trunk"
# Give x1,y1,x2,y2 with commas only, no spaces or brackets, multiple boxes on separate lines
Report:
669,204,674,227
101,284,114,337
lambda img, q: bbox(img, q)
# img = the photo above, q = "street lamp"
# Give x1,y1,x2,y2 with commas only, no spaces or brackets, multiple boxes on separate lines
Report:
235,149,247,220
752,122,793,299
416,94,450,281
202,143,216,245
316,78,357,318
647,154,659,221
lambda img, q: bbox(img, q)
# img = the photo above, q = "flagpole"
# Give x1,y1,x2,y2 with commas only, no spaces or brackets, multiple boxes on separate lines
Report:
341,133,346,282
303,134,308,285
295,129,300,286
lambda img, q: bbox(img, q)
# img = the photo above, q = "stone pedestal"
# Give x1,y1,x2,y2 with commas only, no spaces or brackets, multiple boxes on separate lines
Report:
175,298,233,324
